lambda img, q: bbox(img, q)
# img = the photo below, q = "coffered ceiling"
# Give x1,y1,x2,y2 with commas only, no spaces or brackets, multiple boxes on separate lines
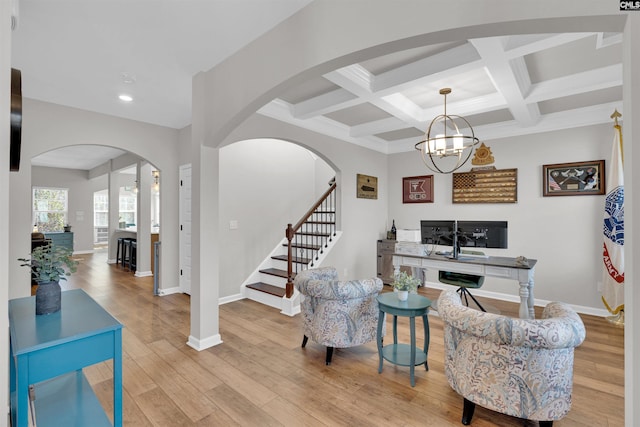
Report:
11,1,623,169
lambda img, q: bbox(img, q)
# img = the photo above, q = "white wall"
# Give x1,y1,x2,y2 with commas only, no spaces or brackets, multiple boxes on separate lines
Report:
31,166,108,253
389,123,611,311
218,138,334,297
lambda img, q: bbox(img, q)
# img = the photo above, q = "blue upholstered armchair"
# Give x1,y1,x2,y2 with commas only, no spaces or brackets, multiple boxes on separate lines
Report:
437,290,585,426
294,267,385,365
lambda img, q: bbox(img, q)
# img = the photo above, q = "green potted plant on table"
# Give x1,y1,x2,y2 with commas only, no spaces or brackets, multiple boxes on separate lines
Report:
18,243,79,315
391,270,421,301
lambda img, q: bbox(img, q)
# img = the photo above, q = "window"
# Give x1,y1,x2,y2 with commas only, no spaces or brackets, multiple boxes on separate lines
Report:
94,191,109,244
33,187,68,232
119,187,137,227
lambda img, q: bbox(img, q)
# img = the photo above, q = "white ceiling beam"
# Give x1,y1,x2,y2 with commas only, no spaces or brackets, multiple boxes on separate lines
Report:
475,101,622,141
471,37,540,127
372,43,483,94
350,117,411,138
503,33,595,58
258,99,389,153
526,64,622,103
292,88,360,120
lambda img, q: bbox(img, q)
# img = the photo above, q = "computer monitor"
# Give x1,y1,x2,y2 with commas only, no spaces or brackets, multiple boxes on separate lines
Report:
420,220,508,249
420,220,456,246
457,220,508,249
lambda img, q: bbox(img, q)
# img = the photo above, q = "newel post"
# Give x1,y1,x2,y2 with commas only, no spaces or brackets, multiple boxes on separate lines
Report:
285,224,294,298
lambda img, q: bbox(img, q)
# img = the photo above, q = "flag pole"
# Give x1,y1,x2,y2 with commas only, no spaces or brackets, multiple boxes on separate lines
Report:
606,109,624,327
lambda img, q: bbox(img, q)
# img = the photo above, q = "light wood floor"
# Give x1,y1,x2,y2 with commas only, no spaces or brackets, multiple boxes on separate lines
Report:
63,251,623,426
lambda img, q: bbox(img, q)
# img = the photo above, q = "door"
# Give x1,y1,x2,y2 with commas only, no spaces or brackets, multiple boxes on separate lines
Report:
179,164,192,294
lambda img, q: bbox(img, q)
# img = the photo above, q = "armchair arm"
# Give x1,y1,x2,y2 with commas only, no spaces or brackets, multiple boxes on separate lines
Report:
298,277,383,300
438,290,585,349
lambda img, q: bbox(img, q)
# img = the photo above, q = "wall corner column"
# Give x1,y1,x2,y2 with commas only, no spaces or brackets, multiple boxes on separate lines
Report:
187,71,222,350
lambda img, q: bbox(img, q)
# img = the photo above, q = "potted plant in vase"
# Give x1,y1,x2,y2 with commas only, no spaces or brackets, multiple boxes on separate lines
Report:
18,243,79,315
391,270,421,301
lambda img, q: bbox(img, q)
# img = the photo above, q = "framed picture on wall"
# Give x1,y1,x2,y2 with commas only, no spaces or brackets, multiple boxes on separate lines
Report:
402,175,434,203
542,160,605,196
356,173,378,199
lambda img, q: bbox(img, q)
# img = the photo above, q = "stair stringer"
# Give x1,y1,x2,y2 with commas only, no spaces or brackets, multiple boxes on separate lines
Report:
241,231,342,315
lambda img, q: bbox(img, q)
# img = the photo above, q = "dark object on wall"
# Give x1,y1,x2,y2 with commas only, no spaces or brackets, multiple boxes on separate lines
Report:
452,168,517,203
10,68,22,172
402,175,434,203
542,160,605,196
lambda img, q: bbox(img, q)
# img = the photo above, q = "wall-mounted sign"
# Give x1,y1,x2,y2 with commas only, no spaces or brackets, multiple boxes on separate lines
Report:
453,168,518,203
356,174,378,199
402,175,434,203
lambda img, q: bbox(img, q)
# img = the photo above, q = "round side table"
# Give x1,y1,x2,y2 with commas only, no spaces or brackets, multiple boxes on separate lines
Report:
376,292,431,387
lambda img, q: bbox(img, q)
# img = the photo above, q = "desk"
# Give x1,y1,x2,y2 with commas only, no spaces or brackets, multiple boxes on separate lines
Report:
9,289,123,427
392,253,537,319
376,292,431,387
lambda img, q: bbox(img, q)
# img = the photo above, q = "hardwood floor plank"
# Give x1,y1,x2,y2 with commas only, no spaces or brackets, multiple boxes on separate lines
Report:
66,252,624,426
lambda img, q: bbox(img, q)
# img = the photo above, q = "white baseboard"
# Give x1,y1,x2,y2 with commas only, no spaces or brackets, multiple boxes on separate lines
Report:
158,286,181,296
220,293,243,305
107,259,117,264
134,270,153,277
423,282,610,318
187,334,223,351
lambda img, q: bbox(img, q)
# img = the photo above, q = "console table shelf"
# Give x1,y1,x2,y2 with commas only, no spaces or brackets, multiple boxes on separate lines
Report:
9,289,123,427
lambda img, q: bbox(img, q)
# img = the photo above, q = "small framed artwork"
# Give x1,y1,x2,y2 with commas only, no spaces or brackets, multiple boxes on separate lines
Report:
356,173,378,199
402,175,434,203
542,160,605,196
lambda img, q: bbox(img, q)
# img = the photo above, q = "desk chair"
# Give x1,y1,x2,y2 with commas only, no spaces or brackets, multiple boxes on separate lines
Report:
438,250,486,312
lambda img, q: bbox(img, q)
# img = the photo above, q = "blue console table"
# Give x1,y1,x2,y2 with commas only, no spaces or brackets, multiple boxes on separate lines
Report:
9,289,123,427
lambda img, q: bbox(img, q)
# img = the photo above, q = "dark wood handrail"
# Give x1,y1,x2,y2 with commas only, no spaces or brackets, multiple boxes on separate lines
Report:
285,182,337,298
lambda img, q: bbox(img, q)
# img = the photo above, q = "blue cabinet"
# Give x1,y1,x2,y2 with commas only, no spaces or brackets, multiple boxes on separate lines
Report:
43,231,73,252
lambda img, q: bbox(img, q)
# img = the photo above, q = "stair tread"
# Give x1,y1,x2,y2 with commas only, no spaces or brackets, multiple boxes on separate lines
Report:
283,242,322,250
304,221,335,224
272,254,311,264
246,282,286,297
295,231,331,237
260,268,293,279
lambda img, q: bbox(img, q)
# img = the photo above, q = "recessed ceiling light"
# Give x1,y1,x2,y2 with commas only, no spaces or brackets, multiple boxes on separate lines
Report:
119,94,133,102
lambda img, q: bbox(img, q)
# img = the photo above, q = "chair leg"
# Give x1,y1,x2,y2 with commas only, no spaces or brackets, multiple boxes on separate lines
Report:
462,398,475,425
460,288,486,312
538,422,553,427
325,347,334,365
301,335,308,348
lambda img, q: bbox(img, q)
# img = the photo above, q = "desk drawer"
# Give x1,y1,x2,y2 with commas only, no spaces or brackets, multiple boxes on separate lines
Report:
486,266,513,279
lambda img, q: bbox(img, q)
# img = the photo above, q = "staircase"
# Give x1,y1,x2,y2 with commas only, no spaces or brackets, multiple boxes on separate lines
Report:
243,182,338,315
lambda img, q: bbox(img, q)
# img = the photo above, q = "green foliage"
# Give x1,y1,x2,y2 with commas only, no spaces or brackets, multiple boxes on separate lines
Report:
18,244,79,283
391,270,421,292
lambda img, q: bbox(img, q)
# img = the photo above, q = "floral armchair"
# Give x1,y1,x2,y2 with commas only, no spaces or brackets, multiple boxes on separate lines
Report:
294,267,385,365
437,290,586,426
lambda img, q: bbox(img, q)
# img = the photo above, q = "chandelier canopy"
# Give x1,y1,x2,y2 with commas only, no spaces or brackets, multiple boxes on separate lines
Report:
415,88,480,174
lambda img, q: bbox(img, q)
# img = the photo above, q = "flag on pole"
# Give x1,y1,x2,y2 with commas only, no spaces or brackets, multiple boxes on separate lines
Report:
602,123,624,314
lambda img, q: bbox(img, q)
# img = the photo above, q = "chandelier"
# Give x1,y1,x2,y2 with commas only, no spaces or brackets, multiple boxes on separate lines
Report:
415,88,480,174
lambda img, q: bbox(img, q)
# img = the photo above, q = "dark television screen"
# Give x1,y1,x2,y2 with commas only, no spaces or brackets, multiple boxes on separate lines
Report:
420,220,508,249
420,220,456,245
457,220,508,249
